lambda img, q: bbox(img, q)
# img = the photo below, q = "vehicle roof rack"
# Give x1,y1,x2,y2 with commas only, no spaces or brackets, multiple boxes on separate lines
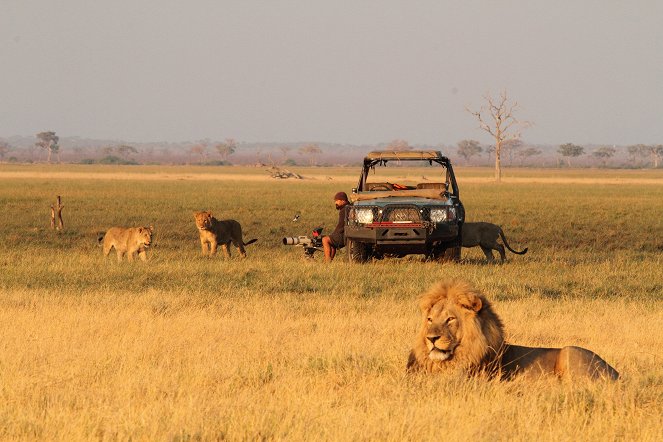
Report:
364,150,446,161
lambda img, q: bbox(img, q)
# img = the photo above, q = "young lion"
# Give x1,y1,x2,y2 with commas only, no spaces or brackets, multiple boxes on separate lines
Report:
193,211,257,258
462,222,528,262
98,226,153,262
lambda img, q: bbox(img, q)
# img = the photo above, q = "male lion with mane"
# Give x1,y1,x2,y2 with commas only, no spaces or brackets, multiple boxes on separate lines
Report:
193,211,257,258
407,280,619,380
462,222,528,262
98,226,153,262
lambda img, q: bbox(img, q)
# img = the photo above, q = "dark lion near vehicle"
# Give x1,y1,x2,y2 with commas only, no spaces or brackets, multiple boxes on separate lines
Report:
406,280,619,380
193,211,257,258
462,222,528,262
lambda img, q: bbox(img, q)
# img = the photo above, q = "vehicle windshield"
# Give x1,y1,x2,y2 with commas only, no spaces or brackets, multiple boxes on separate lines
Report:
360,160,452,193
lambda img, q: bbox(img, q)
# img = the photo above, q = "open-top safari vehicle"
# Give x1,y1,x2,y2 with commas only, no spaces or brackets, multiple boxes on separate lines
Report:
345,150,464,263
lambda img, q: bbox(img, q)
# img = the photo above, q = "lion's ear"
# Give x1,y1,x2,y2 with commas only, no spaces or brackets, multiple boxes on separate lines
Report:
148,225,154,232
458,292,483,312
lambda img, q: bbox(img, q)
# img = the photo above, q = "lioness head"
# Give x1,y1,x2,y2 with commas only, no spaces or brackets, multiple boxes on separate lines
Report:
412,280,505,371
194,211,213,230
137,226,153,247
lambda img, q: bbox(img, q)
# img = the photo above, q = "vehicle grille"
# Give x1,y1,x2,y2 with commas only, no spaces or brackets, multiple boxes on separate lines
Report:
382,207,422,223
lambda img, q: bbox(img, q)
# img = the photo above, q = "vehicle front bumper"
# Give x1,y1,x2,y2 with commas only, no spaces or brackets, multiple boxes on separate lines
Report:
346,223,459,253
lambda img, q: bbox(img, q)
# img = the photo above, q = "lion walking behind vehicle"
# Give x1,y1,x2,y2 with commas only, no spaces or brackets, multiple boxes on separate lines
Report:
406,279,619,381
193,211,257,258
462,222,528,262
98,226,153,262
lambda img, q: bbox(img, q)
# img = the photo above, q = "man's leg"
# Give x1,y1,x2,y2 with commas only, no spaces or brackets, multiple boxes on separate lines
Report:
322,236,336,262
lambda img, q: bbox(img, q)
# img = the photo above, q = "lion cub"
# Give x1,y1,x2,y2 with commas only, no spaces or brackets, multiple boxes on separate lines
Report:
193,211,257,258
98,226,153,262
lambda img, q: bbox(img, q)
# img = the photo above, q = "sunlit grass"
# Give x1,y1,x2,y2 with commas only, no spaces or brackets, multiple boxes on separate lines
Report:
0,165,661,440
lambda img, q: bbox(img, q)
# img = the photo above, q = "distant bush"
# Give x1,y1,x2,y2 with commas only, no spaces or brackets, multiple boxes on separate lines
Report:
200,160,231,166
79,158,96,164
283,159,297,166
8,157,19,163
98,155,139,165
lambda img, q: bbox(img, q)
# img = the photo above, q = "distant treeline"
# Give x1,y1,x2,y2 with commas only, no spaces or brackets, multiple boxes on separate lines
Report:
0,135,660,169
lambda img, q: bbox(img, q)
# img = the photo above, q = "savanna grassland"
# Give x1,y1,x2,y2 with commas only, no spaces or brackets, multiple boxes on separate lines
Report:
1,163,662,441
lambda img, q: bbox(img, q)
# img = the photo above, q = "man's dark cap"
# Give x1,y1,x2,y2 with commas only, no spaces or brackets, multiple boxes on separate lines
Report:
333,191,349,201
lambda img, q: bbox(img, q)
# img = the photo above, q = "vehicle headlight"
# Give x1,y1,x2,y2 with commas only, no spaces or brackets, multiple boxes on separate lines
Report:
354,208,374,224
429,207,456,223
429,208,447,223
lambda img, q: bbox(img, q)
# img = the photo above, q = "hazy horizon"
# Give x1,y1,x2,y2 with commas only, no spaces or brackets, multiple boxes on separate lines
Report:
1,1,662,146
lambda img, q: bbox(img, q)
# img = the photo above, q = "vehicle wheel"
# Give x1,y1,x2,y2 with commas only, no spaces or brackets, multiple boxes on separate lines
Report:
347,239,370,263
438,246,461,263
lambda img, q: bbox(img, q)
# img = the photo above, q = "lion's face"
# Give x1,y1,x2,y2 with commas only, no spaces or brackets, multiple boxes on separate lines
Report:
194,211,213,230
137,226,153,247
410,280,505,372
423,300,464,362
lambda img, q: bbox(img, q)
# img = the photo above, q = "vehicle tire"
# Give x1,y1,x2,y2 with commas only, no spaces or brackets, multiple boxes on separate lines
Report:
347,239,370,263
439,246,461,263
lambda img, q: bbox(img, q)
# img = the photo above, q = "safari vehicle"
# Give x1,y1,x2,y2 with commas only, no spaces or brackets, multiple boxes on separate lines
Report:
345,150,464,263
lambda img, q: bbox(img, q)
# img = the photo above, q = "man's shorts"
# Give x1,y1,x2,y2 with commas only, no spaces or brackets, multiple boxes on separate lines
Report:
328,232,345,249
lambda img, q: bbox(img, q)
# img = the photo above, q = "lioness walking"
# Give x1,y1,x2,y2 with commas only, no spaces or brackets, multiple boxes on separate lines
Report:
193,211,257,258
98,226,153,262
462,222,527,262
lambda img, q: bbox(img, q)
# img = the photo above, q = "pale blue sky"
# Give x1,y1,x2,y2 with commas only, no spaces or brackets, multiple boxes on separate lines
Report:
1,0,662,145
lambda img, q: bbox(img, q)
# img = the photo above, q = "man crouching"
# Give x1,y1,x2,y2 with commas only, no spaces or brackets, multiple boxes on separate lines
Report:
322,191,350,262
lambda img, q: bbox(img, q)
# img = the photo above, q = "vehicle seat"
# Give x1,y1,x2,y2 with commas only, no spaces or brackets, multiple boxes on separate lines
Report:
366,182,394,191
416,182,447,191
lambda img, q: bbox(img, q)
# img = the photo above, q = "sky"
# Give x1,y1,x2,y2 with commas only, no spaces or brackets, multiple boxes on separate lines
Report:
1,0,662,146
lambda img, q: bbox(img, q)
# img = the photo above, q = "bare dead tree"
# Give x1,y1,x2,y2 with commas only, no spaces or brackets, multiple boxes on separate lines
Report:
50,196,64,230
467,90,531,182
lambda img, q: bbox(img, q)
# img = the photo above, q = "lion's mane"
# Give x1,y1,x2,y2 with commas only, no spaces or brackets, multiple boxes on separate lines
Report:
407,280,505,375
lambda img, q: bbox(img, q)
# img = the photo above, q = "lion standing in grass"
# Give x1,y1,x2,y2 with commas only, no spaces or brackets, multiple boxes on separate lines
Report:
193,211,257,258
98,226,153,262
407,280,619,380
462,222,528,262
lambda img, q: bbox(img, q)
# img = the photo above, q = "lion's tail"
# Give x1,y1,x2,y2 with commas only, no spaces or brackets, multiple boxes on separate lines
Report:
244,238,258,246
97,232,106,246
498,229,528,255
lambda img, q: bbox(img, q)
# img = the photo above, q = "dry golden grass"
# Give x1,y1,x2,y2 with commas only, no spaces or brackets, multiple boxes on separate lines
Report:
2,163,663,185
1,288,661,441
0,164,662,440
